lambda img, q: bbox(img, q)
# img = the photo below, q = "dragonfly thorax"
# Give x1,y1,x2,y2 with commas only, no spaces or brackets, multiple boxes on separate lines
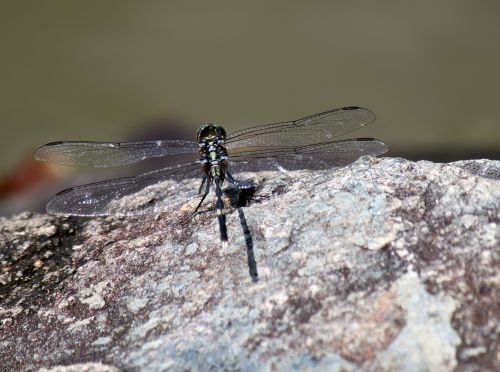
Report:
197,124,229,181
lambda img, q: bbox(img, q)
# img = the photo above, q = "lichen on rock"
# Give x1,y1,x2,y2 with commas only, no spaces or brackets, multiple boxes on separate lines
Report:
0,157,498,371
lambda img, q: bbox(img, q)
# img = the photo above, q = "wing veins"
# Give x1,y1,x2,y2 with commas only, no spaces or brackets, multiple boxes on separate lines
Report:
47,161,202,216
34,140,199,167
225,107,375,149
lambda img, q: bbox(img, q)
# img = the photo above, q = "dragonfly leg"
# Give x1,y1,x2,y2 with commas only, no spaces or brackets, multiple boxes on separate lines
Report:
226,171,255,190
192,177,211,216
198,176,207,194
214,177,228,247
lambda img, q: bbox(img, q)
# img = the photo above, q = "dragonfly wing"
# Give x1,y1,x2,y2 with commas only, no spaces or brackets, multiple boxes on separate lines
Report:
228,139,388,173
34,140,199,167
47,161,204,216
225,107,375,149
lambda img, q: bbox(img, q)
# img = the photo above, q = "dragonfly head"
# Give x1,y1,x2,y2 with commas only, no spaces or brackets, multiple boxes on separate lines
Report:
197,124,227,142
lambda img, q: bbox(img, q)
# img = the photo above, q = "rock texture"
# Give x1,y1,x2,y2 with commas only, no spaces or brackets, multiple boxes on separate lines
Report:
0,157,499,371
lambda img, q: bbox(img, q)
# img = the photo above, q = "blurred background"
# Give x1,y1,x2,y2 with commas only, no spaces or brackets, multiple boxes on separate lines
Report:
1,0,499,215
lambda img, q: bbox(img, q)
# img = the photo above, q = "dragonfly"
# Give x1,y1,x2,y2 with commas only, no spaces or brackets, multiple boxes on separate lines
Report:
34,106,388,250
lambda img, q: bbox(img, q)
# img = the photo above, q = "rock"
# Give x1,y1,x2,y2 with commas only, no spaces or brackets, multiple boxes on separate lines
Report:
0,157,498,371
39,363,119,372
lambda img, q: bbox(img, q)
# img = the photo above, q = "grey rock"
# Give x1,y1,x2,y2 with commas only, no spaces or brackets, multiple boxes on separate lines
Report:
39,363,119,372
0,157,498,371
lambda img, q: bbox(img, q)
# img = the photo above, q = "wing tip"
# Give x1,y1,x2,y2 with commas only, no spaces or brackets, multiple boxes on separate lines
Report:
352,138,389,155
33,142,68,162
46,198,102,217
342,106,376,122
46,202,64,216
46,187,83,216
372,139,389,155
46,195,66,215
33,145,48,161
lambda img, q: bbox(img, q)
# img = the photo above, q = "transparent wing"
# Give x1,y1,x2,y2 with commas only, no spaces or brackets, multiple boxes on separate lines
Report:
34,140,199,167
46,161,204,216
225,106,375,149
228,138,388,173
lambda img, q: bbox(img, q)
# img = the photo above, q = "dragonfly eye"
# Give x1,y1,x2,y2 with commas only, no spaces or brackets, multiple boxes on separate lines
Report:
197,124,227,141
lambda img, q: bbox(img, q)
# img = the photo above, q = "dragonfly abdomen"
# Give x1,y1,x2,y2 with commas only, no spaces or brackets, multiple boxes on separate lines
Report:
196,124,231,245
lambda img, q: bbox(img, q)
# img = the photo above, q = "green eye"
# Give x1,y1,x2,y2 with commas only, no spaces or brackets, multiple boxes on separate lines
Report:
197,124,227,141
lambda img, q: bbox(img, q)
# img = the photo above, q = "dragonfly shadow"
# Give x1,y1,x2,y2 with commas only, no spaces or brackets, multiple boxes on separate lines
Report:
224,186,259,282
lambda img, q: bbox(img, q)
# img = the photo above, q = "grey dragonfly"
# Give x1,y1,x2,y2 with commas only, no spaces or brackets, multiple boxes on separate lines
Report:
34,106,388,249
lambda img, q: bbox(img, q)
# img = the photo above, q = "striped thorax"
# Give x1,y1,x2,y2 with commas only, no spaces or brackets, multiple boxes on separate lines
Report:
197,124,228,181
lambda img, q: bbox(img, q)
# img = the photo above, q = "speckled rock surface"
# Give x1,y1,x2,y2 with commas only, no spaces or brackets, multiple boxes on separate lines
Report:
0,157,499,371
